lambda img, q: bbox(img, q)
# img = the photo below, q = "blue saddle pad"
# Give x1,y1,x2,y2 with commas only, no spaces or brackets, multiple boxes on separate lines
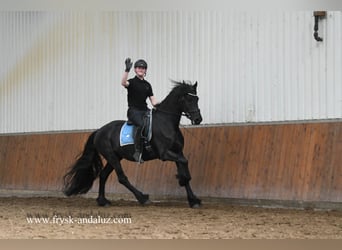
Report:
120,122,135,146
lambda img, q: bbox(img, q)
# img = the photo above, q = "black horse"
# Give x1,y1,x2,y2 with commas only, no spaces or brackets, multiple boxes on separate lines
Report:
63,80,202,208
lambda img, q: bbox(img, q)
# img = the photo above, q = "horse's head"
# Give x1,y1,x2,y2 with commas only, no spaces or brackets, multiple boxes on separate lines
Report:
158,80,203,125
177,81,202,125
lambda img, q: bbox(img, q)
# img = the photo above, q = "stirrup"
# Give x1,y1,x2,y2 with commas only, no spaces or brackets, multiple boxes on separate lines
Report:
144,141,152,152
133,151,144,164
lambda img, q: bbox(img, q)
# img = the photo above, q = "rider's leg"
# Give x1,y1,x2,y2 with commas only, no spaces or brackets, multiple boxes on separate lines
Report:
133,126,143,162
128,108,145,163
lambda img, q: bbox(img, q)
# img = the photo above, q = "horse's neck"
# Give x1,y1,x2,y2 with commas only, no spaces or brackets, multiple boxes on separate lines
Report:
158,93,181,114
154,100,182,128
152,108,181,140
158,104,179,114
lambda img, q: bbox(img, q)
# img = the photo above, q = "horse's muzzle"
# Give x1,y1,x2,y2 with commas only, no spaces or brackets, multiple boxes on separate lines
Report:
192,117,202,125
191,113,202,125
185,109,202,125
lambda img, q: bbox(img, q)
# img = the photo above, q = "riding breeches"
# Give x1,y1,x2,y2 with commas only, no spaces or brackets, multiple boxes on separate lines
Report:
127,108,147,127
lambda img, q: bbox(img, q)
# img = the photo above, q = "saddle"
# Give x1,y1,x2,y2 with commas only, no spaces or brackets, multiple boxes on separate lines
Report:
119,110,152,147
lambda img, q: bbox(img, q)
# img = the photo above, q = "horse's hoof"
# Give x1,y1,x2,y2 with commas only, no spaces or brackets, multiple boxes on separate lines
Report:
96,197,112,207
103,202,111,207
189,198,202,208
143,199,152,205
191,203,201,209
138,194,150,205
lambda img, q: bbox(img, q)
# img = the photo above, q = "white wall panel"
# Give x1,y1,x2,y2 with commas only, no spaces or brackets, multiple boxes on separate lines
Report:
1,11,342,133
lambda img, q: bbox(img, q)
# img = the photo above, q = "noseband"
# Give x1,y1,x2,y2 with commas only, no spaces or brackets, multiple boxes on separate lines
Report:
183,93,200,119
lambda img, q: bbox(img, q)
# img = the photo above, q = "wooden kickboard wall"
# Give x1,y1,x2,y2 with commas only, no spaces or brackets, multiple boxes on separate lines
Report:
0,122,341,203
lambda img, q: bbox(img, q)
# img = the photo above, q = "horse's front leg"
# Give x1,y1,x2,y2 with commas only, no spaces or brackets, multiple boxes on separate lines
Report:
161,149,201,208
176,156,201,208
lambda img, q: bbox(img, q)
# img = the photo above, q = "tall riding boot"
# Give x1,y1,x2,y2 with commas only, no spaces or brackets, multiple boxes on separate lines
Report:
133,127,143,163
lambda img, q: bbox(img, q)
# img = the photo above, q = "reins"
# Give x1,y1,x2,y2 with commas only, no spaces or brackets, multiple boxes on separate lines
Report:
154,107,204,146
154,107,181,117
154,107,200,119
155,92,199,118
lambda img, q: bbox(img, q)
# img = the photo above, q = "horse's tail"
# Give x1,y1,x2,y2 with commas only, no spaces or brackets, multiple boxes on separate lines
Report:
63,131,103,196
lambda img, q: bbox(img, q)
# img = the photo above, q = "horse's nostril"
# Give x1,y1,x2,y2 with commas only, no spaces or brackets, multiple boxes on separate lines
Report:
194,117,202,124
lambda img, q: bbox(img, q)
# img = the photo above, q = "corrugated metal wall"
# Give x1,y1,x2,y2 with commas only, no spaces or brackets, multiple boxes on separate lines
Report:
1,11,342,133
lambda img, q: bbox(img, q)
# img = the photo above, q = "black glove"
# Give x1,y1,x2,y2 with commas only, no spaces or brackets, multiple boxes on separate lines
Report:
125,58,133,72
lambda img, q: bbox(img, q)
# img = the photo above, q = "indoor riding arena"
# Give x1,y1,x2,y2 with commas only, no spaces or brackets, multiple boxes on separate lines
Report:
0,9,341,239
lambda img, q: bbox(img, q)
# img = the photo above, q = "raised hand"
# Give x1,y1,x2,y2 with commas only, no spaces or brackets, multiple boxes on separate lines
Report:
125,58,133,72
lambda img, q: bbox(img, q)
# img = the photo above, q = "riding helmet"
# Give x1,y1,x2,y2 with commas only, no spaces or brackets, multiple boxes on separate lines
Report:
134,59,148,69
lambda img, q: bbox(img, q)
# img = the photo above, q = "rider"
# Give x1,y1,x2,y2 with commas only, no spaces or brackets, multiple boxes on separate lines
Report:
121,58,158,163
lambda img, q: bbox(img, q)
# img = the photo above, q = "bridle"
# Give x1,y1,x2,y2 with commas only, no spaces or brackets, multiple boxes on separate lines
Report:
183,92,200,120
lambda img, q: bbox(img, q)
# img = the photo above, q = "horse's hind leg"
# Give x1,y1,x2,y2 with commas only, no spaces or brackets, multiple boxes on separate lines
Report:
98,140,150,205
96,163,114,206
113,162,150,205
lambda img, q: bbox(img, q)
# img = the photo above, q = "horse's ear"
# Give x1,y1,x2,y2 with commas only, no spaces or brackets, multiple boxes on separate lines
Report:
194,81,198,88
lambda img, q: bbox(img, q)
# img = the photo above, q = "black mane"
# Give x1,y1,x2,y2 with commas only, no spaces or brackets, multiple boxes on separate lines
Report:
170,80,197,95
157,80,197,109
156,80,197,108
